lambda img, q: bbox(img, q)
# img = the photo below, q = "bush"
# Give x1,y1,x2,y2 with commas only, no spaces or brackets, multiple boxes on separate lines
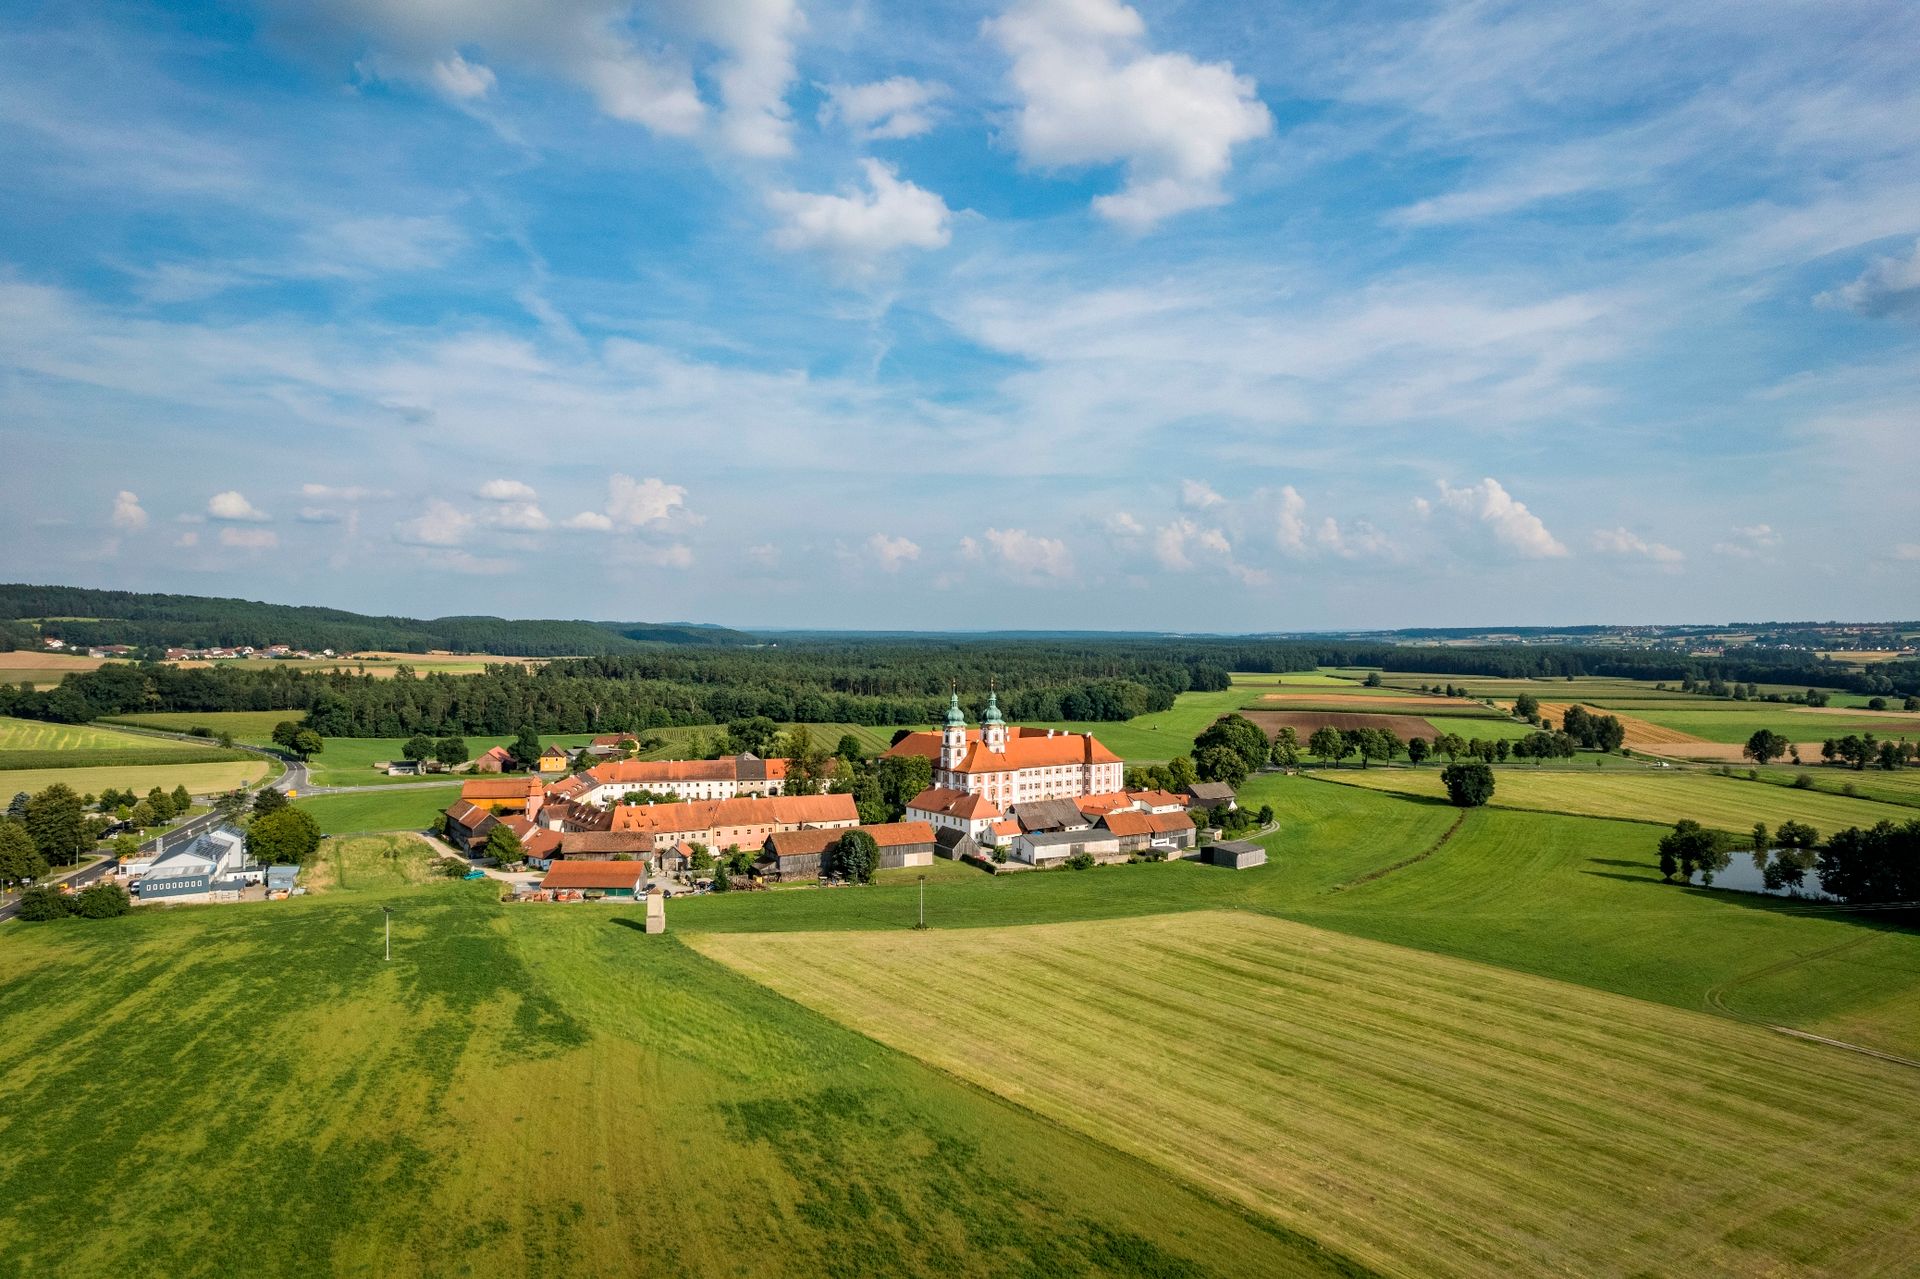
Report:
247,806,321,866
73,880,131,918
1440,762,1495,808
1792,774,1813,789
1065,851,1095,871
16,885,72,921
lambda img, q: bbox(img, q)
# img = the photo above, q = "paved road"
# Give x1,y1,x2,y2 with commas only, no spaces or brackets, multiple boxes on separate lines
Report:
0,854,119,923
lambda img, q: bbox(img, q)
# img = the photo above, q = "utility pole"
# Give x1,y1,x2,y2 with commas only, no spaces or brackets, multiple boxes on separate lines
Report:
382,906,393,961
917,874,926,930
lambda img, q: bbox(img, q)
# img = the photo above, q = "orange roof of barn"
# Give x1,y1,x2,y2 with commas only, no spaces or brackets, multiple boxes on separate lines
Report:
1074,791,1135,816
885,726,1120,771
540,861,649,890
461,775,542,801
1100,810,1155,836
588,756,791,785
608,792,856,834
1146,811,1195,834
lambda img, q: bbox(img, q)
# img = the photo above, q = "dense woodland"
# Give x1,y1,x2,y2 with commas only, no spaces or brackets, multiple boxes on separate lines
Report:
4,615,1917,736
0,585,745,655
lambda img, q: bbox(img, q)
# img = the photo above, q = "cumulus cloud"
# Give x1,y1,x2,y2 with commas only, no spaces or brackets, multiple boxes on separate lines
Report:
1179,478,1224,509
298,507,344,524
1273,486,1393,560
1104,511,1145,536
986,0,1272,229
982,527,1074,579
287,0,802,154
219,526,279,550
819,77,947,140
393,499,473,547
429,52,495,100
604,474,690,527
207,490,269,522
1816,239,1920,319
866,532,922,572
1591,526,1683,564
109,490,147,531
1419,478,1568,558
562,510,615,532
478,478,537,502
768,160,953,262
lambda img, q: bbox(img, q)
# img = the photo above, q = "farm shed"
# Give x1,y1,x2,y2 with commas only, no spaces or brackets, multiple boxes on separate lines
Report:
539,861,647,898
1185,782,1237,810
265,865,299,892
1100,809,1197,855
1014,829,1122,867
1203,840,1267,870
1011,799,1090,834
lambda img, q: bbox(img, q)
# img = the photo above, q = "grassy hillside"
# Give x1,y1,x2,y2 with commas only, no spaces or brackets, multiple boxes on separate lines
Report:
297,784,465,835
0,837,1359,1279
693,910,1920,1278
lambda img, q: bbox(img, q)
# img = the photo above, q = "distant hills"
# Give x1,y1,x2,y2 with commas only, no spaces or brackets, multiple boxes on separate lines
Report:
0,585,751,656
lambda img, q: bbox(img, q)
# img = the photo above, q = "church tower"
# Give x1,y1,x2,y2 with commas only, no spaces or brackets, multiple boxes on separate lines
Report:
941,693,968,772
982,687,1008,755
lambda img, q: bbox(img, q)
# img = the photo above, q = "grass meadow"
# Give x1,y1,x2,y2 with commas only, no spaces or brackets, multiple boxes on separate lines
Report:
0,838,1355,1279
693,910,1920,1279
297,783,465,834
1313,764,1913,833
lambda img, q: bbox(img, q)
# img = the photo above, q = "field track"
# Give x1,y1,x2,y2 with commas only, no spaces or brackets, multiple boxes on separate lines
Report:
694,910,1920,1279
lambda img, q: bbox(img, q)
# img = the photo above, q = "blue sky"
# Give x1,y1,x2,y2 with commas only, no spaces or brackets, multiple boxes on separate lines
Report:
3,0,1917,630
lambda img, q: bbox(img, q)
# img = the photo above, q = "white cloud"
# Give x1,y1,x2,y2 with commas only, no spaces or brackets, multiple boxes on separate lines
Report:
1152,517,1230,569
1423,478,1568,558
1894,543,1920,561
1816,240,1920,319
302,483,389,501
486,502,551,531
768,160,953,262
698,0,804,157
393,499,473,547
820,77,947,140
1713,523,1782,558
207,490,269,522
219,526,279,550
109,490,147,531
562,511,615,532
297,507,344,524
982,526,1074,579
429,52,495,100
1179,478,1224,509
1104,511,1145,536
1272,486,1393,560
986,0,1272,229
175,530,199,548
1591,526,1683,563
478,478,537,502
604,474,689,527
866,532,921,572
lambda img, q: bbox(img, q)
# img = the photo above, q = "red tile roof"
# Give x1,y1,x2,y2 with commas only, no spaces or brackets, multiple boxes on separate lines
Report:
461,775,543,801
540,861,649,890
906,787,1003,821
886,726,1121,772
589,756,791,786
1074,791,1135,816
1100,810,1155,837
607,792,857,835
867,820,936,847
1146,811,1196,834
1128,789,1186,809
444,800,494,829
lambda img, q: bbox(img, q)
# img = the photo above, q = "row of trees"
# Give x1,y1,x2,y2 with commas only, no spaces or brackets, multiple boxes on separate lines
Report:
13,879,131,922
1819,734,1917,771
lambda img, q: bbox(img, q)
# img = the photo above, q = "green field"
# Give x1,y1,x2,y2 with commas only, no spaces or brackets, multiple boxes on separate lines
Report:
0,714,255,772
0,759,269,799
693,910,1920,1278
11,716,1920,1274
1027,687,1268,761
1628,706,1920,745
104,709,293,743
0,841,1353,1279
1314,765,1912,833
296,783,464,835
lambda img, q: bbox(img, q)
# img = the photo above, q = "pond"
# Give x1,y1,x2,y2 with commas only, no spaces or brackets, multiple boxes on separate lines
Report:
1690,851,1840,902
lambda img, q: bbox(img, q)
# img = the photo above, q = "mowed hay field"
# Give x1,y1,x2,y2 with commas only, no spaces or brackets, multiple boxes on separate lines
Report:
297,783,464,835
1315,766,1913,833
104,709,294,743
0,872,1354,1279
0,716,201,753
0,759,267,798
0,650,108,686
692,911,1920,1279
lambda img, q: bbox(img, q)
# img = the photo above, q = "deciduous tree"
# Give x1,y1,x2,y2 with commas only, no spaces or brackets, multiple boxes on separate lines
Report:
1439,762,1494,808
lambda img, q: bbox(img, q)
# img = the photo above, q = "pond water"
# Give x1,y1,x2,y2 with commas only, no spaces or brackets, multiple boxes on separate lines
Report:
1690,851,1840,902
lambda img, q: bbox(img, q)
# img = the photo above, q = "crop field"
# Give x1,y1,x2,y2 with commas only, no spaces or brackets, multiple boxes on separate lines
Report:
0,716,195,753
1229,670,1362,687
0,759,268,799
103,709,293,743
0,868,1350,1278
0,651,108,687
296,783,464,835
1258,692,1495,711
692,910,1920,1279
1314,765,1912,833
1629,706,1920,745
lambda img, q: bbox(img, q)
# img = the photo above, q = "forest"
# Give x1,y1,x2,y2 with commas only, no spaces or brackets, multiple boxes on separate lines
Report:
3,626,1915,737
0,585,747,655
